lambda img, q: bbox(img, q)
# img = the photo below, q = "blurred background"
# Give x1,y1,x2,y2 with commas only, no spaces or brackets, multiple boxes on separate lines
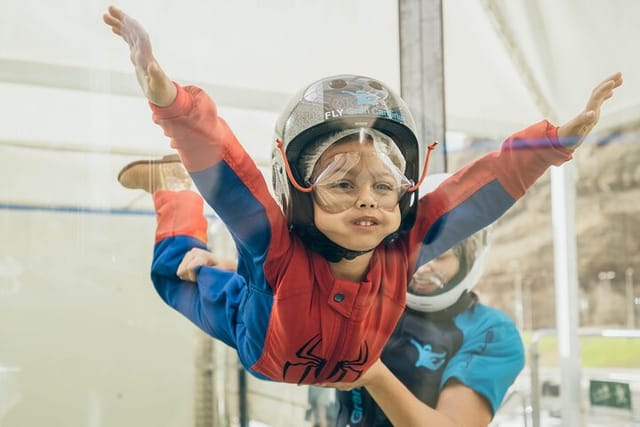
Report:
1,0,639,426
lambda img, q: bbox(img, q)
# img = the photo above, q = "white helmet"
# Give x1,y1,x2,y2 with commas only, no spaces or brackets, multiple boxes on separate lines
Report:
405,173,491,313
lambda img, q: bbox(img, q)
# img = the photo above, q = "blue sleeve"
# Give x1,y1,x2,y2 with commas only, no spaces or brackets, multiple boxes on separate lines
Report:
151,235,247,349
414,179,514,268
442,304,525,414
191,162,272,258
191,160,294,292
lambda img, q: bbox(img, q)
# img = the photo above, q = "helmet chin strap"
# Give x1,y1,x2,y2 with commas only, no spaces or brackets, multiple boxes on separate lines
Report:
294,223,375,262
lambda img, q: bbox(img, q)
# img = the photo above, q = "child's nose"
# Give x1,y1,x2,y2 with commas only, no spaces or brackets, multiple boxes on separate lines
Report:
355,187,378,208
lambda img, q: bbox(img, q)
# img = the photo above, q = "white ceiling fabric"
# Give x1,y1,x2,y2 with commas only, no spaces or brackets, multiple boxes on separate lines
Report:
0,0,638,209
443,0,639,137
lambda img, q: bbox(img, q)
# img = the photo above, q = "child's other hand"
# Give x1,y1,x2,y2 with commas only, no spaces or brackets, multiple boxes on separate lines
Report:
557,72,623,149
177,248,235,282
316,359,385,391
103,6,177,107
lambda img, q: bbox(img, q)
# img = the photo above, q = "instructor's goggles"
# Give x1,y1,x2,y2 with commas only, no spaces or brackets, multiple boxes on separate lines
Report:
310,151,412,213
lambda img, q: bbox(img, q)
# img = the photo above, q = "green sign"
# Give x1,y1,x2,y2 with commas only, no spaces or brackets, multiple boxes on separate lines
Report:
589,380,632,410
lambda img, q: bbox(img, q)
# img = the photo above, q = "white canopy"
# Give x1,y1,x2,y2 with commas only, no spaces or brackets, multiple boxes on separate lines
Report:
0,0,637,208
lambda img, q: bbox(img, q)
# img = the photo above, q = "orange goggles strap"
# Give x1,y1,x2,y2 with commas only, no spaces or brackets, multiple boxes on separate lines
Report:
407,141,439,193
276,138,313,193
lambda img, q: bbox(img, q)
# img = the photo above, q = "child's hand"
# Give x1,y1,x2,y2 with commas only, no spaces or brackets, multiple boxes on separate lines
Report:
316,359,385,391
103,6,177,107
557,72,623,149
177,248,236,282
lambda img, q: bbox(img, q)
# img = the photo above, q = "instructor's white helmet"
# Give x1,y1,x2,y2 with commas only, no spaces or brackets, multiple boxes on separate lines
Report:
405,173,491,313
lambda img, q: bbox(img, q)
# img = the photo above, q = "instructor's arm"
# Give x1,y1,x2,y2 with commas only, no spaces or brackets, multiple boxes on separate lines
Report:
329,359,492,427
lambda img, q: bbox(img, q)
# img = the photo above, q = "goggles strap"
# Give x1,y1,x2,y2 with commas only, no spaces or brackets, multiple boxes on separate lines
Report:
276,138,313,193
407,141,439,193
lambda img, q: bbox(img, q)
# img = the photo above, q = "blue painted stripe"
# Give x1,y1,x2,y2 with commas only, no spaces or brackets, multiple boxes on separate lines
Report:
0,202,218,220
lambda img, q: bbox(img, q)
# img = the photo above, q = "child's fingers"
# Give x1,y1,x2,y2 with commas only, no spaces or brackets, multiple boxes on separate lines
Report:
177,264,197,282
103,6,128,35
589,73,622,107
176,264,189,280
107,5,126,20
177,254,196,281
557,72,621,148
595,72,623,91
102,13,118,27
103,14,123,37
592,80,616,102
177,248,217,281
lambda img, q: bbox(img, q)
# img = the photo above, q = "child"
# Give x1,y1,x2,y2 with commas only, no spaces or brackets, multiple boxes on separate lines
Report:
105,6,621,385
167,176,524,426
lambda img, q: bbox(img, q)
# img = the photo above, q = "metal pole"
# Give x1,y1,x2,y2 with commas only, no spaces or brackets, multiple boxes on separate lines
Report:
550,164,582,427
627,268,635,328
194,332,215,427
512,260,524,330
238,367,248,427
525,279,534,331
398,0,447,173
529,329,555,427
530,337,541,427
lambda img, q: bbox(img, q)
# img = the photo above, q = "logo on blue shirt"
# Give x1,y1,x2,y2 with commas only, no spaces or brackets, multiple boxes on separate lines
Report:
410,339,447,370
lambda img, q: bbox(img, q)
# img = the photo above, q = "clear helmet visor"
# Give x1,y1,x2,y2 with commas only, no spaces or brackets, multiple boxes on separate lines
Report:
310,151,411,213
408,249,461,296
406,225,491,313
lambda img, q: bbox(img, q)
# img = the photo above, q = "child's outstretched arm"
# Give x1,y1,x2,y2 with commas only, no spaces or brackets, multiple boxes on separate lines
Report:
103,6,177,107
557,72,623,149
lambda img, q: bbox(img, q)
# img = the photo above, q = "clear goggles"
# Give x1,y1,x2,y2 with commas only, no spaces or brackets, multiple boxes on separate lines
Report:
310,151,412,213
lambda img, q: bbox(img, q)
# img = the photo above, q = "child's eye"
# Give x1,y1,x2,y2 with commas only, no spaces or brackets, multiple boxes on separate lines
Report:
374,182,395,192
329,180,355,191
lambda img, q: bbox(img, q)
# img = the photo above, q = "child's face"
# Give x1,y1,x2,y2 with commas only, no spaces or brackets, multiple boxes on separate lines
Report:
408,249,460,295
311,137,403,252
